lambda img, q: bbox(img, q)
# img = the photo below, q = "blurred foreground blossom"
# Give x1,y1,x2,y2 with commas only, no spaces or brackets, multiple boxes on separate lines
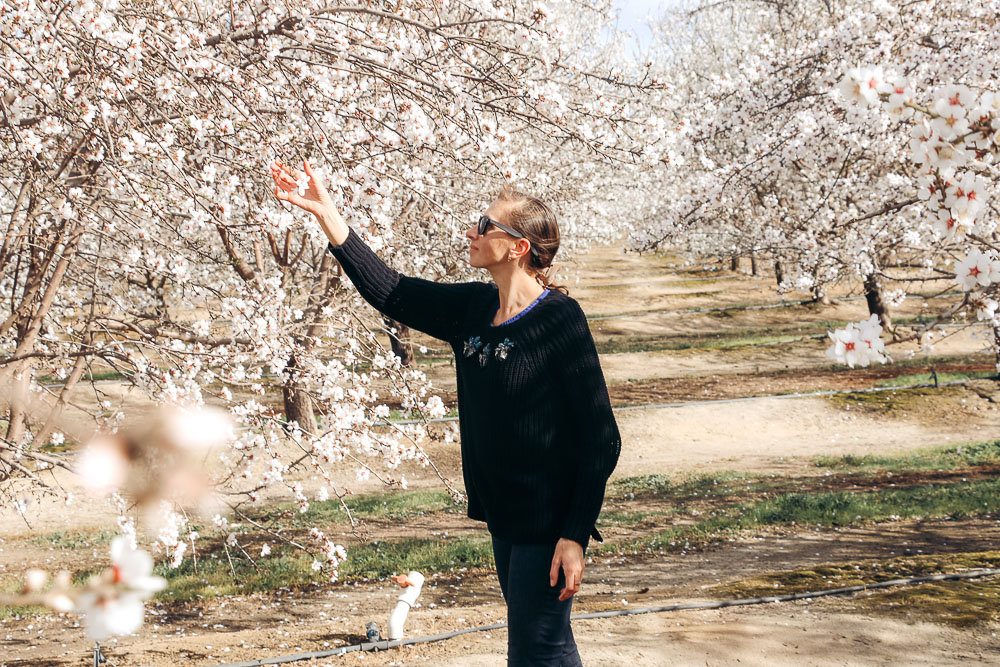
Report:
77,406,233,512
3,537,164,642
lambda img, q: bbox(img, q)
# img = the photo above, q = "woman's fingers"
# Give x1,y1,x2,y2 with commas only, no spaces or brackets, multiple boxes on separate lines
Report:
549,552,561,588
559,567,580,600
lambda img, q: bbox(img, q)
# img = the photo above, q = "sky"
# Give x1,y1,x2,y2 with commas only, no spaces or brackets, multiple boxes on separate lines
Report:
610,0,679,53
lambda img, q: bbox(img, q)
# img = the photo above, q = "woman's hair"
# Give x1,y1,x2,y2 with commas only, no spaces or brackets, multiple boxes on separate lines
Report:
496,184,569,294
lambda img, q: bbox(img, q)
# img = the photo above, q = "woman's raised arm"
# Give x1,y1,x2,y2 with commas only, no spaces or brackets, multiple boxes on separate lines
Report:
270,159,488,344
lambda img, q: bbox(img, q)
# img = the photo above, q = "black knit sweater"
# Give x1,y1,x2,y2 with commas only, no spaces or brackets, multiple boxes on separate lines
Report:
329,229,621,547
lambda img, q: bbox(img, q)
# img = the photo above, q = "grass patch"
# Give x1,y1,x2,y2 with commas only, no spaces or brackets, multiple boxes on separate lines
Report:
31,530,118,550
342,489,462,520
157,534,493,602
597,510,666,527
254,488,464,528
814,440,1000,473
858,579,1000,628
711,551,1000,628
36,369,129,384
340,535,493,580
713,551,1000,597
0,577,49,619
157,551,316,601
608,471,779,503
887,352,995,370
874,371,997,388
597,477,1000,556
609,474,673,498
826,386,953,414
387,407,459,422
595,332,816,355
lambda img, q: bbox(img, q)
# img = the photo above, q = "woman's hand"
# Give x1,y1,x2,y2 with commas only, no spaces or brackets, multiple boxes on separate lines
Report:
549,538,584,601
270,159,349,246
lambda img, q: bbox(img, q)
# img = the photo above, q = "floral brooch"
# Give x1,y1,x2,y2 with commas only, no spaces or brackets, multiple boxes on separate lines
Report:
462,336,515,367
463,336,481,358
494,338,514,361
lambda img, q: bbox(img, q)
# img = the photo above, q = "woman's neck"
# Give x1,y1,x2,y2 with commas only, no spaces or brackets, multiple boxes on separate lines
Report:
489,264,545,325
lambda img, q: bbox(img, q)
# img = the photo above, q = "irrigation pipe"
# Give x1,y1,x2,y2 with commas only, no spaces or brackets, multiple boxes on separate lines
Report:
207,568,1000,667
389,378,974,424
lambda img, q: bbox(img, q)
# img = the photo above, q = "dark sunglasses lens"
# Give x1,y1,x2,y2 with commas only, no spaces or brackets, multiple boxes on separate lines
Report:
478,216,490,235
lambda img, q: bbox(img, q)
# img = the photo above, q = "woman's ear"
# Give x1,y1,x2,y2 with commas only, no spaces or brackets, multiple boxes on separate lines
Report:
514,237,532,259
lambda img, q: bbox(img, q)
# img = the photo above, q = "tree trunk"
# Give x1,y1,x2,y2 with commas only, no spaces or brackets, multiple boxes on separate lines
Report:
750,254,758,276
730,256,739,271
811,285,830,305
863,274,892,330
383,316,414,367
993,325,1000,379
774,261,784,287
282,353,316,435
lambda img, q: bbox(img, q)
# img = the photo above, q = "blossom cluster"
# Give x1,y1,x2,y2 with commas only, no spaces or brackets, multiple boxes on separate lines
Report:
826,315,889,368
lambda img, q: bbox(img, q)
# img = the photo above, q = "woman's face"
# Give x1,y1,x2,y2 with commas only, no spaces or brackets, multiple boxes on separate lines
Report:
466,199,521,270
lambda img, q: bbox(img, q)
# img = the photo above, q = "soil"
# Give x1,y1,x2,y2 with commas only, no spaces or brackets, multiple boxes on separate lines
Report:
3,244,1000,666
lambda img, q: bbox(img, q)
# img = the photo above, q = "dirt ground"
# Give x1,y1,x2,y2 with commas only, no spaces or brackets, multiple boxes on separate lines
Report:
2,244,1000,666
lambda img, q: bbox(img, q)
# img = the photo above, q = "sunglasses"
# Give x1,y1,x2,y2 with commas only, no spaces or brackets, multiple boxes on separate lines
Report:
477,215,540,258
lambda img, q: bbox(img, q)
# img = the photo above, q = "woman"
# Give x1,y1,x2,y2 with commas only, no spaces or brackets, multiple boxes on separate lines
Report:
271,160,620,666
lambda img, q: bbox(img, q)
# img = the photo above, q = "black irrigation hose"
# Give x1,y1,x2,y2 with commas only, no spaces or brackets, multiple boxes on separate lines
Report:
208,568,1000,667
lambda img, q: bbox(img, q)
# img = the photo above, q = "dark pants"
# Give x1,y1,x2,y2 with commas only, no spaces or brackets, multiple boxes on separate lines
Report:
491,535,583,667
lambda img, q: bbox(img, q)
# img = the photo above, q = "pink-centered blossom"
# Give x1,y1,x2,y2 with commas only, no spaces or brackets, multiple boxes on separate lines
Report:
826,315,887,368
76,537,166,642
954,248,1000,291
839,66,886,107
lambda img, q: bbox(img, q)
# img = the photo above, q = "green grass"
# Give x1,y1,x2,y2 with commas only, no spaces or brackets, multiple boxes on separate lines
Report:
386,407,459,422
711,551,1000,628
595,332,818,355
157,534,493,602
712,551,1000,598
597,510,667,527
31,530,118,550
608,470,781,502
873,371,998,388
597,476,1000,556
36,369,129,384
609,474,673,498
858,579,1000,628
340,536,493,580
0,577,48,619
254,488,464,527
887,352,994,370
814,440,1000,473
826,386,954,413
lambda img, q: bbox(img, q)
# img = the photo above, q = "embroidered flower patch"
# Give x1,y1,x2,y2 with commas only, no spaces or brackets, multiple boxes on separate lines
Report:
463,336,481,358
494,338,514,361
478,343,492,367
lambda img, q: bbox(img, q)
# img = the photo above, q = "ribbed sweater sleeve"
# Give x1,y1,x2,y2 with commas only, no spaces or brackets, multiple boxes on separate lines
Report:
328,228,484,344
553,300,621,547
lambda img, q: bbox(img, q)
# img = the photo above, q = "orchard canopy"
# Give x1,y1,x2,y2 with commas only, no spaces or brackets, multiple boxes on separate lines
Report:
1,0,999,601
630,0,1000,367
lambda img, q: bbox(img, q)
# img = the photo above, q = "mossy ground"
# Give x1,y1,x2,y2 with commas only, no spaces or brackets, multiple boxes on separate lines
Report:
711,551,1000,628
